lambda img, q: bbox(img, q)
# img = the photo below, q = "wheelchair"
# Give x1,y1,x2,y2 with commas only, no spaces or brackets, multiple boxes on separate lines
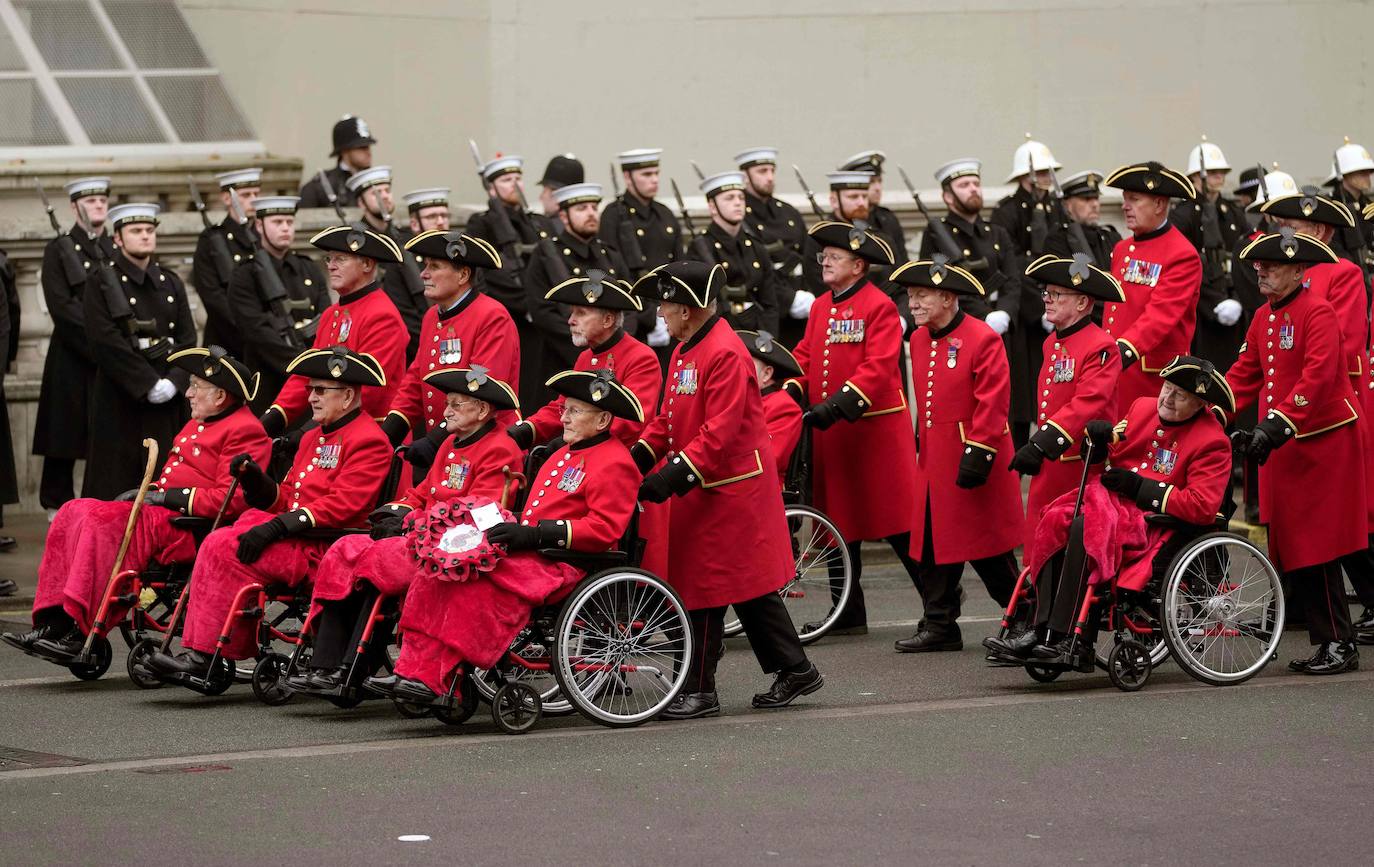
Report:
394,443,695,734
723,425,854,644
991,471,1285,692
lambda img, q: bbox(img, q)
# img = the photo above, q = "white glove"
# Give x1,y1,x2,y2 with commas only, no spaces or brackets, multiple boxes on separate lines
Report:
1040,315,1054,333
789,289,817,320
647,316,671,347
147,378,177,405
985,310,1011,336
1214,298,1243,327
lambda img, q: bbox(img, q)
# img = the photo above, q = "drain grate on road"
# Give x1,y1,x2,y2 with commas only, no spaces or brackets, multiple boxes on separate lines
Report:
0,746,88,772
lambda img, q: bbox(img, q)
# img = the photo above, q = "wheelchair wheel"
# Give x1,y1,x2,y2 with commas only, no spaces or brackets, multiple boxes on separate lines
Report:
782,505,853,644
1160,532,1285,686
1024,664,1062,683
203,656,236,697
492,682,542,734
431,672,479,726
251,653,294,706
1107,640,1152,691
1094,609,1170,672
473,633,571,716
553,568,692,728
67,636,112,681
125,639,164,689
393,699,432,719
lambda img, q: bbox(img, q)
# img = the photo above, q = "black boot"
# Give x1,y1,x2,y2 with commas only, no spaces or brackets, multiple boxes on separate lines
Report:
2,623,60,652
30,629,84,663
982,627,1038,661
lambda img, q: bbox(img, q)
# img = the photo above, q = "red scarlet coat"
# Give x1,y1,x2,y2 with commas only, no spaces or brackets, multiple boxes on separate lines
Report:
1105,223,1202,416
154,405,272,518
907,312,1023,563
638,316,794,609
1226,286,1367,571
518,328,662,447
180,410,394,659
268,282,409,425
1024,317,1122,549
761,387,802,488
785,279,917,541
384,290,520,437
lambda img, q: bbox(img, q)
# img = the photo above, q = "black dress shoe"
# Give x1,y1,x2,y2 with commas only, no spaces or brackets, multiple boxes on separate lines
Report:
283,673,314,693
30,630,84,663
392,677,439,703
1353,608,1374,632
983,629,1039,660
1356,630,1374,647
1303,642,1360,676
148,649,212,677
1031,638,1094,672
801,608,867,636
363,673,402,696
306,668,345,691
752,663,823,709
2,624,58,652
0,578,16,596
1287,646,1324,672
894,630,963,653
659,691,720,720
0,536,16,552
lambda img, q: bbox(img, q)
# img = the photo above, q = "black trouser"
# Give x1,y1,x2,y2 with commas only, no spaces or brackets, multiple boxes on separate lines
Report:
913,499,1017,635
1338,535,1374,611
1287,561,1354,645
686,593,807,694
828,532,923,627
309,588,394,673
39,457,78,510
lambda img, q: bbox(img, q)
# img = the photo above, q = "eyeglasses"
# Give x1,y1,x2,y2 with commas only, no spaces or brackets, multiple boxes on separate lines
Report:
816,252,857,265
1040,289,1080,302
187,381,219,392
308,385,349,396
560,404,598,418
322,254,359,266
447,398,482,412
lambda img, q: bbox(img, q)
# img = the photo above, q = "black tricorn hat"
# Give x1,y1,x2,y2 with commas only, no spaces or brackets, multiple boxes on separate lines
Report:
285,346,387,387
1237,228,1339,265
632,260,725,308
807,220,895,265
423,365,519,410
1104,161,1196,200
168,346,259,403
545,369,644,422
1160,355,1236,413
1025,253,1126,302
309,225,402,264
545,272,641,311
1258,192,1356,228
889,255,986,297
404,230,502,270
737,329,802,378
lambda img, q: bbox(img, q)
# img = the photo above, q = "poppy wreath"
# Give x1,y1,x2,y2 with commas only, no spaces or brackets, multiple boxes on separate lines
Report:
405,496,512,582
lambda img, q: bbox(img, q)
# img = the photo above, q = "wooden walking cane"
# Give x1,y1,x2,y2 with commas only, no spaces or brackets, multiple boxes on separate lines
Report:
79,438,158,660
157,473,241,654
499,465,526,511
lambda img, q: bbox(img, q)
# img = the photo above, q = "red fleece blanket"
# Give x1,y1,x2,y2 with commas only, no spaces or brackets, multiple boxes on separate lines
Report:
1024,484,1149,589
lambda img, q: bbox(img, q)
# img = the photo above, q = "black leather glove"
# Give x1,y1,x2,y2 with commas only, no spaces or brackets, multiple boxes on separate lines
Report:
142,490,167,508
1009,442,1046,476
380,414,410,449
1249,414,1293,466
1229,429,1251,454
368,512,406,540
259,407,286,439
115,489,139,503
507,422,535,451
1116,340,1137,369
804,402,839,431
638,472,673,504
270,425,307,467
404,435,441,472
1101,467,1144,498
1084,420,1114,465
230,453,277,510
235,517,288,564
486,522,540,551
1245,427,1277,466
955,445,995,489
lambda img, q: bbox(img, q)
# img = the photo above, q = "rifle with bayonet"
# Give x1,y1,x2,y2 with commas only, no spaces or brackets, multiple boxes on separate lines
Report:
363,184,427,309
1197,139,1227,276
1027,149,1050,256
608,162,649,274
897,165,983,269
671,178,718,263
468,139,523,253
1047,164,1094,261
792,165,827,220
226,193,313,349
34,178,92,285
316,170,349,223
188,176,238,285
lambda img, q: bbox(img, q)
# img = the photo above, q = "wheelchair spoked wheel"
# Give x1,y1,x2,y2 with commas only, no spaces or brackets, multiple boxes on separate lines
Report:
491,682,542,734
1024,664,1063,683
430,672,479,726
473,641,571,716
552,569,692,728
250,653,294,706
393,699,432,719
1159,532,1285,686
1094,611,1170,672
67,636,112,681
125,639,164,689
1106,640,1152,691
202,656,236,697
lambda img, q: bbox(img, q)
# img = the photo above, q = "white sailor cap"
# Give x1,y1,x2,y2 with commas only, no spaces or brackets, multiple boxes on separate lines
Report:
552,183,603,207
215,168,263,190
63,176,110,200
344,165,393,193
700,171,747,198
935,158,982,185
480,156,523,181
839,150,886,174
401,188,450,213
616,149,662,170
827,170,873,191
252,196,300,217
735,147,778,169
108,203,160,228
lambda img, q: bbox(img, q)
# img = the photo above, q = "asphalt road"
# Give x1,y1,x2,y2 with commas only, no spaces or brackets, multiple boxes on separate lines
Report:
1,565,1370,866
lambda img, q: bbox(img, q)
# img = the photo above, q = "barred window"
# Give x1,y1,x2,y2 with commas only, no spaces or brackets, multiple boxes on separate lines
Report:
0,0,257,152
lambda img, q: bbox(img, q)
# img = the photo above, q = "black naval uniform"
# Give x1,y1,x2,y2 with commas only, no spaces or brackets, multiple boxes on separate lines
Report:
1172,194,1250,369
34,226,114,508
0,251,17,522
191,217,255,356
1044,213,1121,269
226,250,328,414
521,229,630,403
81,251,195,500
869,204,908,269
465,199,557,413
917,212,1022,324
686,221,781,335
298,165,358,209
597,191,682,281
1329,184,1374,284
744,189,809,344
354,219,427,360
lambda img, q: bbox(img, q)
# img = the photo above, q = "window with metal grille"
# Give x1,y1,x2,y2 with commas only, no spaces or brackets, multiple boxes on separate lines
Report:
0,0,259,155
